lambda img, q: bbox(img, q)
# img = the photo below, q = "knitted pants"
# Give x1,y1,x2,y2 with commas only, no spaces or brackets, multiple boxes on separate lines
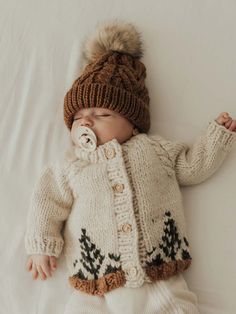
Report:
63,273,200,314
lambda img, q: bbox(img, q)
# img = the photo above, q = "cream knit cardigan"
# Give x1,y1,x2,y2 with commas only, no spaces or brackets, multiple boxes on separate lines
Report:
25,120,236,295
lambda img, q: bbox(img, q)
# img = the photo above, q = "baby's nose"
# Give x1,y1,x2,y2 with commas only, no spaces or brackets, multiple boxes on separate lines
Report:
80,117,93,127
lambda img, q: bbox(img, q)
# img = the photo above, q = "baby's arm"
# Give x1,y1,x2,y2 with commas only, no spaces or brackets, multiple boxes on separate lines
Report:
152,113,236,186
25,161,74,280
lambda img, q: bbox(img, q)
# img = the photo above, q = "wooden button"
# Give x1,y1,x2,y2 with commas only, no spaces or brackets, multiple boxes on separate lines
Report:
113,183,124,193
104,147,116,159
125,266,137,278
121,223,132,233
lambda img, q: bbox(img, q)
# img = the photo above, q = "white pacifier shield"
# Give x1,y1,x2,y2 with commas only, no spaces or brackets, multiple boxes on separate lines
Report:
75,126,97,152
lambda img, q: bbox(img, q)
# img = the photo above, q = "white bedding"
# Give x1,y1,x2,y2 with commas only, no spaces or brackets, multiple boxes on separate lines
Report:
1,1,236,313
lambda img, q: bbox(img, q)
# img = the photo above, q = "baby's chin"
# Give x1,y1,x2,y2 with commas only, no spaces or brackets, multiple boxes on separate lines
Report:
97,137,118,146
97,138,113,146
97,136,132,146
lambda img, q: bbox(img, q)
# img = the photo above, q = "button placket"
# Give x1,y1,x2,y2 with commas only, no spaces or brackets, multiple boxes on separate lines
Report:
105,143,144,286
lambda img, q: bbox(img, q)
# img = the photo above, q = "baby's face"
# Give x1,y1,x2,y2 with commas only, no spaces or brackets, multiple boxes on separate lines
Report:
71,107,135,146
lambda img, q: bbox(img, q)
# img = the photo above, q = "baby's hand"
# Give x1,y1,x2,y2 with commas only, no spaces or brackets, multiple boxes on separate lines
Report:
215,112,236,132
26,254,57,280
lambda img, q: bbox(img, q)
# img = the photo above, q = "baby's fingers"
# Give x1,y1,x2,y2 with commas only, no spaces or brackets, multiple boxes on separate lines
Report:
228,120,236,131
26,258,33,271
225,117,232,128
36,265,46,281
32,264,38,280
216,112,229,124
49,256,57,271
41,262,52,278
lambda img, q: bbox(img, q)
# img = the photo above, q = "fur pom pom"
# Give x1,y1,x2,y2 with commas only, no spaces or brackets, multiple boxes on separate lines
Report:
80,19,143,68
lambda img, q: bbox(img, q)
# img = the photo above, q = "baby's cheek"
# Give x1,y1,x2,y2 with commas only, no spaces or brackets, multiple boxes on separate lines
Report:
70,126,78,145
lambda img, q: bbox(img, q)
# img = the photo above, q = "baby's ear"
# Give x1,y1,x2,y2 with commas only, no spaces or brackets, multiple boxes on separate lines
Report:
132,128,139,136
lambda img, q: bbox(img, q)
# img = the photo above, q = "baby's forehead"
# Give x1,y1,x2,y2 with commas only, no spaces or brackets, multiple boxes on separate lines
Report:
75,107,117,115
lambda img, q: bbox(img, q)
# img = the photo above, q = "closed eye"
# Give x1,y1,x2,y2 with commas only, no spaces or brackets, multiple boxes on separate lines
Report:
73,114,111,121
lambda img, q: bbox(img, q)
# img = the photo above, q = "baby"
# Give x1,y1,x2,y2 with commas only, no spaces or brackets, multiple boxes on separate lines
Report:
25,21,236,314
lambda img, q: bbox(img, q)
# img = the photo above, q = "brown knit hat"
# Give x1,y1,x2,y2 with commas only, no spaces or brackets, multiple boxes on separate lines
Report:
64,20,150,133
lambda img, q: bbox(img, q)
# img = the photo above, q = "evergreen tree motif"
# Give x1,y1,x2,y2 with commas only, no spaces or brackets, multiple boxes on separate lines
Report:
146,211,192,267
182,237,191,260
73,230,123,280
146,246,164,267
79,228,105,280
72,215,192,280
183,237,189,246
182,249,191,260
74,268,88,280
104,253,121,275
108,253,120,261
73,259,78,268
160,211,182,260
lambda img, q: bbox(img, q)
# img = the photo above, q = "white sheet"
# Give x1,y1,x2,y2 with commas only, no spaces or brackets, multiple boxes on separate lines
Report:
1,1,236,313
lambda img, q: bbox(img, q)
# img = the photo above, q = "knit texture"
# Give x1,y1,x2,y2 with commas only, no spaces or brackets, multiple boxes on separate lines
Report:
64,51,150,132
25,120,236,295
63,21,150,133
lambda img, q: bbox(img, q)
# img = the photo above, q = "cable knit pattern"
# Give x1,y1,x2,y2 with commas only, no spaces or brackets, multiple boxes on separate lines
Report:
24,120,236,295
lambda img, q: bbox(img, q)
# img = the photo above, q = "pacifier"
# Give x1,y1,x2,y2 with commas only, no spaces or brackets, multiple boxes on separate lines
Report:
73,126,97,152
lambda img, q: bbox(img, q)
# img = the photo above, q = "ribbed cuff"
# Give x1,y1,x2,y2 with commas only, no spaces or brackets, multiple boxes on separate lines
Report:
24,236,64,257
207,119,236,151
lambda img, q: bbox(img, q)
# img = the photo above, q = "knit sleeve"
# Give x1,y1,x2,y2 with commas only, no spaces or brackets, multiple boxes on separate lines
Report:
24,161,74,257
150,119,236,186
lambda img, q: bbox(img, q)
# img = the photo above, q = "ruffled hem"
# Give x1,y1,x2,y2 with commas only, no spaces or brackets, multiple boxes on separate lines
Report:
69,270,126,296
68,259,192,296
145,259,192,281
